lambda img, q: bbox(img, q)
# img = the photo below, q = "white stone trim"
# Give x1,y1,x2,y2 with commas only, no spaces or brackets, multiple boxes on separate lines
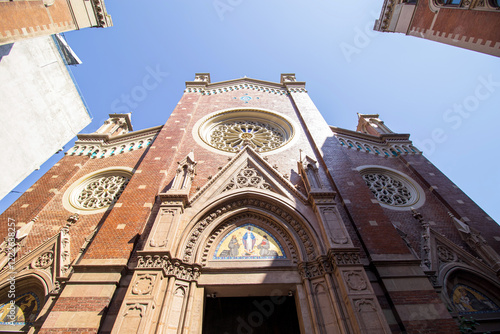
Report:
335,133,420,158
185,83,289,95
66,127,161,159
191,108,299,156
356,165,426,211
62,167,134,215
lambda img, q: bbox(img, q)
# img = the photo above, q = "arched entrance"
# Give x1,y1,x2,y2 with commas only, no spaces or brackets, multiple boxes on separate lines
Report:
111,194,391,333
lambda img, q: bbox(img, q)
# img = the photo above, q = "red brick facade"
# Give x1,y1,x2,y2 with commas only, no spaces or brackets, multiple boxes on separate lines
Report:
0,0,111,45
1,74,499,333
375,1,500,57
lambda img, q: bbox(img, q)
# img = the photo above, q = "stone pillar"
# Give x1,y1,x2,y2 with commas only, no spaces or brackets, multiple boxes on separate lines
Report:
299,252,391,334
111,253,201,334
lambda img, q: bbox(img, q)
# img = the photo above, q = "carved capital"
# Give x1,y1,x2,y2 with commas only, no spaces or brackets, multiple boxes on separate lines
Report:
328,249,361,267
298,256,334,279
136,253,201,282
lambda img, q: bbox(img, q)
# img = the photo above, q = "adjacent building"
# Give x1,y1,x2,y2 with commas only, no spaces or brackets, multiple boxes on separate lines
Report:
374,0,500,57
0,0,113,201
0,0,112,46
0,74,499,333
0,34,91,201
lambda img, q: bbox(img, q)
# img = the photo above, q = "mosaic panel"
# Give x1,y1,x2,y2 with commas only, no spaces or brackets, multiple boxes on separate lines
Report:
213,223,286,260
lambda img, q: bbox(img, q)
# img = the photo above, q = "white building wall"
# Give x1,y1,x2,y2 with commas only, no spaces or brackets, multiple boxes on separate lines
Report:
0,35,91,200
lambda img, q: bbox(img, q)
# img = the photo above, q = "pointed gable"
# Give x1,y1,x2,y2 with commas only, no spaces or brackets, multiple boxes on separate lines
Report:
189,146,307,206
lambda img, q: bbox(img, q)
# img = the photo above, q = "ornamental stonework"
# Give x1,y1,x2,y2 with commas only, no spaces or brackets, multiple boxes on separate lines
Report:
362,173,412,206
437,245,457,263
131,274,156,295
210,120,285,153
222,165,274,192
345,271,368,291
136,254,201,281
183,199,316,263
32,251,54,269
76,174,129,209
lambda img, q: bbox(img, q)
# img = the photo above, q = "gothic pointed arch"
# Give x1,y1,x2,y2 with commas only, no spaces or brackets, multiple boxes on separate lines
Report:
203,212,297,266
441,267,500,330
177,193,323,266
0,275,48,332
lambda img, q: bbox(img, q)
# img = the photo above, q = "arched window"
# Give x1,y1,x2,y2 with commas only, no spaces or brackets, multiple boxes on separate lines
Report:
0,277,46,332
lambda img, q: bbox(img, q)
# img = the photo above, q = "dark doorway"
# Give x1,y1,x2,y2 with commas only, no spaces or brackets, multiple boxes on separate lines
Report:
203,296,300,334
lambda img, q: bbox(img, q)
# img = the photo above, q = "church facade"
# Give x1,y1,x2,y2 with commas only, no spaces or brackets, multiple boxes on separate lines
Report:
1,73,500,333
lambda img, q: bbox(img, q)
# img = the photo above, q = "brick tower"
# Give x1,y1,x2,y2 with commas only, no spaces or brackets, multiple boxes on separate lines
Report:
1,74,499,333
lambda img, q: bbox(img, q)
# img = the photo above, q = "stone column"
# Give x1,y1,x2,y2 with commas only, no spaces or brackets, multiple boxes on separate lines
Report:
111,253,201,334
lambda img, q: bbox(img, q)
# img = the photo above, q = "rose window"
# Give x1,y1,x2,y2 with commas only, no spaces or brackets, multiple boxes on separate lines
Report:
197,110,294,153
210,121,285,152
64,170,132,212
360,170,420,207
76,175,129,209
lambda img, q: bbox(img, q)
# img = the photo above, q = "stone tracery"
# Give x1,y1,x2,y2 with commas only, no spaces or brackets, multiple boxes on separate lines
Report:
222,165,274,192
210,120,285,152
76,174,130,209
362,172,414,206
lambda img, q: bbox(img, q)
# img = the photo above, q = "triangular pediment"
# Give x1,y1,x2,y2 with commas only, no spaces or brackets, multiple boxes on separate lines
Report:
426,229,497,280
189,146,307,205
0,233,58,284
218,163,279,194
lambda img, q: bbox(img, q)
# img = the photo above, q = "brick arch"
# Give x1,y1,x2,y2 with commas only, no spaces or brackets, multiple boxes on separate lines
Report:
178,195,322,265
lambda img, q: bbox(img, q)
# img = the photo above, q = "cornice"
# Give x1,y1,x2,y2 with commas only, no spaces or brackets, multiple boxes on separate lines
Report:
76,125,162,145
185,82,289,96
207,77,284,89
330,126,411,143
91,0,113,27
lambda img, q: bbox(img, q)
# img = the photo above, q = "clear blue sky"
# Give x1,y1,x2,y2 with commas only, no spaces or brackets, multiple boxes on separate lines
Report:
2,0,500,224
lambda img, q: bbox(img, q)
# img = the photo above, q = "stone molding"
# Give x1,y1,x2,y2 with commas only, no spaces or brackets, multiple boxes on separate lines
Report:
181,198,317,263
200,211,299,266
183,75,308,95
298,250,363,279
136,253,201,282
328,249,362,266
334,132,420,158
67,126,161,159
189,146,307,204
185,83,288,95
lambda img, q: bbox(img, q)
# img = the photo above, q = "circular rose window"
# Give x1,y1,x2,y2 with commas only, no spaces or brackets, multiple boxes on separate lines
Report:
197,110,294,153
63,169,132,214
359,167,425,210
